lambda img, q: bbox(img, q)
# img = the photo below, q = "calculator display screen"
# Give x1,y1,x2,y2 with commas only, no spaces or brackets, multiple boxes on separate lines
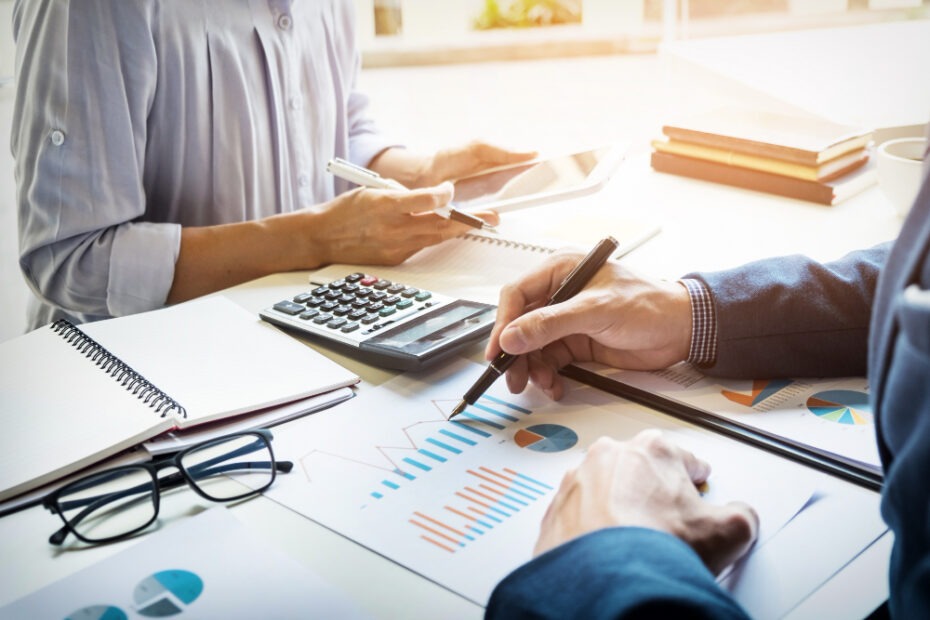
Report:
363,301,495,358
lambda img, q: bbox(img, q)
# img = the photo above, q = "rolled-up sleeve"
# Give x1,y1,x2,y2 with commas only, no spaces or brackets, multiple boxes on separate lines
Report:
13,0,179,321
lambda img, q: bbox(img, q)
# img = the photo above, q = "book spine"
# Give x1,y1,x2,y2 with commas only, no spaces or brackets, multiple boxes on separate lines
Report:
51,319,187,418
650,151,834,205
653,139,823,180
663,128,822,166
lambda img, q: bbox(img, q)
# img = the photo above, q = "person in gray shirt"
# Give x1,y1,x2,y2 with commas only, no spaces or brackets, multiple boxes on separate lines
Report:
12,0,534,330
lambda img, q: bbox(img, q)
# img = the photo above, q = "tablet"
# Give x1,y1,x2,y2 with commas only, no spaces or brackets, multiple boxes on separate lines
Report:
451,145,625,213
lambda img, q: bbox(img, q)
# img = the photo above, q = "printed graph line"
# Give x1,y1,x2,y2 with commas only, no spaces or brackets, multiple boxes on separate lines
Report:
298,394,533,488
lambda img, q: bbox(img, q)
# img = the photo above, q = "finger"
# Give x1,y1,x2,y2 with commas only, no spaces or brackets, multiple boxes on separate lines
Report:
374,182,455,215
467,209,500,227
499,294,603,356
471,142,538,166
528,340,580,399
633,430,712,486
504,354,530,394
701,501,760,574
488,255,580,358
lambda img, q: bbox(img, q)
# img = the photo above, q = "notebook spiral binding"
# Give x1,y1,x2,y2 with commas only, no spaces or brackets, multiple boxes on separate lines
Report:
51,319,187,418
463,233,553,254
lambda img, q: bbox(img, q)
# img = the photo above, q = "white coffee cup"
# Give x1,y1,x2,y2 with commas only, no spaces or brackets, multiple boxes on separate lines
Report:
876,137,926,218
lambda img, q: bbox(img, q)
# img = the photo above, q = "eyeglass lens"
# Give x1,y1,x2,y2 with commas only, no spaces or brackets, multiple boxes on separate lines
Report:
181,433,276,501
55,466,158,543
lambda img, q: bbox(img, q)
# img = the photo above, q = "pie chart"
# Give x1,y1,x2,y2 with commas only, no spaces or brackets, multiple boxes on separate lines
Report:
806,389,872,426
66,606,128,620
133,570,204,617
514,424,578,453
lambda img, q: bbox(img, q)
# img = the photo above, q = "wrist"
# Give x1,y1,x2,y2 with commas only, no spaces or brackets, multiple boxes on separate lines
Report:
266,210,327,271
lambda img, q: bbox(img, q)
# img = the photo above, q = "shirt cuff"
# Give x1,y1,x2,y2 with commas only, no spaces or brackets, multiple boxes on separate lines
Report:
680,278,718,367
107,222,181,317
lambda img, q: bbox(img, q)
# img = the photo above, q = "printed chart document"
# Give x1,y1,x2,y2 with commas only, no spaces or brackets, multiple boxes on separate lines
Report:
566,361,882,480
250,358,869,614
0,508,369,619
0,295,359,501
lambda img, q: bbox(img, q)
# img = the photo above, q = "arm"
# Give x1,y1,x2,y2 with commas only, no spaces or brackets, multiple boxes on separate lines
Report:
488,529,749,620
487,244,888,398
13,1,169,319
691,243,889,378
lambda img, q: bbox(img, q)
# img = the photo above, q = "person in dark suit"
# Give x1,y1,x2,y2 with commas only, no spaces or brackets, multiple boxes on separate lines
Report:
483,150,930,617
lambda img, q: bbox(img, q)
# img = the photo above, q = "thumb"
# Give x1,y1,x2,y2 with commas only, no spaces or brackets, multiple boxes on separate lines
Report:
698,501,760,575
498,298,595,355
400,181,454,214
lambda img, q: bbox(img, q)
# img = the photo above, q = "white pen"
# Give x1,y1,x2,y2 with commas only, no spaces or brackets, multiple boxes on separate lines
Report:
326,158,496,232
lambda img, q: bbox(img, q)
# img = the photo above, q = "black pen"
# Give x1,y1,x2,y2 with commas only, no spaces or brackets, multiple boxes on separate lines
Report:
449,236,620,419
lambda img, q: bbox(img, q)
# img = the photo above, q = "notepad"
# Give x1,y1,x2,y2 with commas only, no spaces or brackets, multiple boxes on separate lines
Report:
310,213,660,305
0,296,359,502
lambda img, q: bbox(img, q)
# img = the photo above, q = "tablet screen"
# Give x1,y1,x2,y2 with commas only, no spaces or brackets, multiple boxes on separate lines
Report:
452,147,612,209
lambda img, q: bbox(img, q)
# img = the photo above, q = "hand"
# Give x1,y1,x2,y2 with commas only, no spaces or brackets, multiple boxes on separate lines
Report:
369,142,537,189
301,182,500,266
418,140,539,187
535,431,759,576
485,251,693,400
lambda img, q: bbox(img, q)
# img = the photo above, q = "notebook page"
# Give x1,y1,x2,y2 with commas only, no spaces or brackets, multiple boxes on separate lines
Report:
81,296,359,427
0,326,172,501
311,212,660,305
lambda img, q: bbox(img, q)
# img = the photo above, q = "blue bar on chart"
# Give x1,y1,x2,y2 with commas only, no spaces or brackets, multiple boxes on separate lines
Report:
369,395,535,499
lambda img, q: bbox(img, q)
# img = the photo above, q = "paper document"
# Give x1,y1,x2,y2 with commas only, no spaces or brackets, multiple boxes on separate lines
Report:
253,358,813,605
0,508,369,619
572,362,882,475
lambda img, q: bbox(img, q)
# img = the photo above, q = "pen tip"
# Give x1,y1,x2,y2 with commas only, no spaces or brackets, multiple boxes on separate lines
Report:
449,400,467,419
482,223,498,233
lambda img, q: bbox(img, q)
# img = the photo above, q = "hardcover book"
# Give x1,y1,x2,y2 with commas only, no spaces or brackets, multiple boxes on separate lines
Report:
662,107,872,166
650,150,877,206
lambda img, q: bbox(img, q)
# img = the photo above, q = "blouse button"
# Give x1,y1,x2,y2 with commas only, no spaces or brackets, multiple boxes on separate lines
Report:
298,173,310,187
277,13,293,30
50,129,65,146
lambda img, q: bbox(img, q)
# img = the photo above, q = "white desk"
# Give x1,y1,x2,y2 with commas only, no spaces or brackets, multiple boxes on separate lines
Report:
0,152,902,618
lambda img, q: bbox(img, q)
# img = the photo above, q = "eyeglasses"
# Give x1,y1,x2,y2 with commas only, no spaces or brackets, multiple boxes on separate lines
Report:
42,429,292,546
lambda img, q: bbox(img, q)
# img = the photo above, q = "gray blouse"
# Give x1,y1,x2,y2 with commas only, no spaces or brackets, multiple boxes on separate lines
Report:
12,0,395,329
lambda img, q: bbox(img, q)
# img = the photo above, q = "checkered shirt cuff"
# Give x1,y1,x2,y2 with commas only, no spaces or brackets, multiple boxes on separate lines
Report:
680,278,718,367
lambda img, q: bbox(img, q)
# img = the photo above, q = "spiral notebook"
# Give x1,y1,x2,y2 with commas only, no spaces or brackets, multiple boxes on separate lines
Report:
0,296,359,502
311,213,661,305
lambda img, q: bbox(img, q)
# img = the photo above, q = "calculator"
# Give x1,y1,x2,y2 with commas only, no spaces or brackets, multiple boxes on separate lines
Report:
259,272,497,370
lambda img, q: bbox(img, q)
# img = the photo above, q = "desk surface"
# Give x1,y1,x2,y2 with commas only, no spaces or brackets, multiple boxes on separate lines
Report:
0,151,901,618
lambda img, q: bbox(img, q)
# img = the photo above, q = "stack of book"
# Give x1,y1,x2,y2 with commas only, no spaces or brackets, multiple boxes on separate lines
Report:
650,107,875,205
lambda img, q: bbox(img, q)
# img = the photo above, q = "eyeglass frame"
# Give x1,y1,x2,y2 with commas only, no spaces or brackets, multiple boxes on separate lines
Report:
40,428,293,546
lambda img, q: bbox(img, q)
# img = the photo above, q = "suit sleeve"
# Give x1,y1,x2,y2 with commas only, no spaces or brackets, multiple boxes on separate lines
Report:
687,244,889,379
486,528,749,620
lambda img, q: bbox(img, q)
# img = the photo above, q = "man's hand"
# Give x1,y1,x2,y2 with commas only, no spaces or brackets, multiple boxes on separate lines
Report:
535,431,759,576
485,251,693,399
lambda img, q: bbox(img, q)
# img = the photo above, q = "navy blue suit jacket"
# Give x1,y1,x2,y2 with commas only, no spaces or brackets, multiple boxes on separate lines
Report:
487,162,930,618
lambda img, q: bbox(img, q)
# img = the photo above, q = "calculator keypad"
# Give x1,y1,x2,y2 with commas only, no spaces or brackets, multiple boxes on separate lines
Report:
265,272,450,347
